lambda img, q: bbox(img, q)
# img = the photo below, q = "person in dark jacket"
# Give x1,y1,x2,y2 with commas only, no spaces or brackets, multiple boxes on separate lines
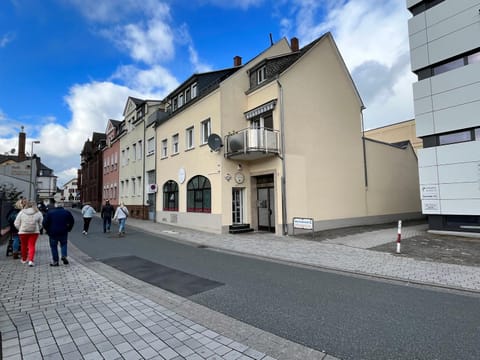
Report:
100,200,114,233
42,199,75,266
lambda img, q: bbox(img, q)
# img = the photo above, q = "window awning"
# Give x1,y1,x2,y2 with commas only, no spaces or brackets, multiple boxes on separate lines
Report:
244,100,277,120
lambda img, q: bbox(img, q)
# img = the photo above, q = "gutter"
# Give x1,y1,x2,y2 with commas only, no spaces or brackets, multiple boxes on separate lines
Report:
277,79,288,235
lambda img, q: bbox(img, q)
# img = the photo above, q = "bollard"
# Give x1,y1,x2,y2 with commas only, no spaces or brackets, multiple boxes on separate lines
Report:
396,220,402,254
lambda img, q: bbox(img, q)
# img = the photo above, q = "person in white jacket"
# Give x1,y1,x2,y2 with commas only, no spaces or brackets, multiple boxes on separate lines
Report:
14,201,43,266
113,203,129,236
81,202,96,235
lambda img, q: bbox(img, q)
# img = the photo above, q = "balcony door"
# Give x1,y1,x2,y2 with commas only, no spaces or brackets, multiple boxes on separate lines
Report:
250,114,273,149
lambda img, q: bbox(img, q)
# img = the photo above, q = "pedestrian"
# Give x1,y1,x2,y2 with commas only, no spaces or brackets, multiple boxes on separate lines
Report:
14,200,43,266
101,200,114,233
37,201,47,234
81,202,96,235
42,199,75,266
113,202,129,236
6,199,25,259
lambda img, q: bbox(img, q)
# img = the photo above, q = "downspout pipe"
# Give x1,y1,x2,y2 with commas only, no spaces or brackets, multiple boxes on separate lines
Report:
277,79,288,235
361,108,368,187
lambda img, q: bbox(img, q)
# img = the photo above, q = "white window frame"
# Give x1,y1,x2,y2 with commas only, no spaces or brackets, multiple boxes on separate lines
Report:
147,137,155,155
257,65,266,84
161,139,168,158
191,83,197,98
138,140,142,160
186,126,194,150
172,134,179,154
178,93,184,108
201,119,211,144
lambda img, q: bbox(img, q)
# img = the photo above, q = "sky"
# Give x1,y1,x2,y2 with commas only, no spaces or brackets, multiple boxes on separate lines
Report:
0,0,415,187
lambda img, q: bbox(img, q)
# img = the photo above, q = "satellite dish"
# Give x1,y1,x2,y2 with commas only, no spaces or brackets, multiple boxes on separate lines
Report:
207,133,223,152
10,149,15,154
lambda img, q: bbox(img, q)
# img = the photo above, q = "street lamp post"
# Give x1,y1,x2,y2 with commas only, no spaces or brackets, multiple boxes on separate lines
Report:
28,140,41,201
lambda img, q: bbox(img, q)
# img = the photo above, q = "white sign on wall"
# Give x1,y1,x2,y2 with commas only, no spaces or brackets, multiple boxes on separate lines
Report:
422,200,440,214
421,185,439,200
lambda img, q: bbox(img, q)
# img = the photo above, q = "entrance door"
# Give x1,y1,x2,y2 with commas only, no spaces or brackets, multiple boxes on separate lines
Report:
148,193,155,221
257,187,275,232
232,188,244,224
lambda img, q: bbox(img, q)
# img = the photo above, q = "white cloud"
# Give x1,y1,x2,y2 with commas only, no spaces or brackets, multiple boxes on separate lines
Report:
111,65,179,95
282,0,414,129
0,32,15,47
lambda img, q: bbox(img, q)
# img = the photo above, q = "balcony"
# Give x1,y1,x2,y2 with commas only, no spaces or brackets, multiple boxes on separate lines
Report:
225,128,280,160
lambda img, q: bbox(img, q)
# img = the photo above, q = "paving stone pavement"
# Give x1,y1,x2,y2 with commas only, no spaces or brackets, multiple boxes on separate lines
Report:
0,237,331,360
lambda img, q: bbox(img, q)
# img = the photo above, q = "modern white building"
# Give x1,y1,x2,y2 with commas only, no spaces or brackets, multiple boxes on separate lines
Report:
407,0,480,232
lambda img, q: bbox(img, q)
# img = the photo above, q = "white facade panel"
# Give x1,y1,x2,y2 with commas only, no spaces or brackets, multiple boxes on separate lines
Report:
436,141,480,165
434,101,480,133
415,112,434,137
412,78,432,100
440,199,480,215
427,5,480,42
428,24,480,65
407,0,422,8
410,45,430,71
422,198,441,214
409,30,427,51
418,166,438,185
408,12,426,35
413,96,433,115
432,83,480,111
438,162,480,183
431,62,480,95
418,147,438,167
440,182,480,200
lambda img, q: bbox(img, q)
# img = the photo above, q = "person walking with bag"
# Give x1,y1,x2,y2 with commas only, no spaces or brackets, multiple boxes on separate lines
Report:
43,199,74,266
81,202,96,235
14,201,43,266
6,199,25,259
101,200,114,233
113,202,129,237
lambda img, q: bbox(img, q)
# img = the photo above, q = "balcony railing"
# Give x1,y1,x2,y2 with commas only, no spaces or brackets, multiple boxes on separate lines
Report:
225,127,280,160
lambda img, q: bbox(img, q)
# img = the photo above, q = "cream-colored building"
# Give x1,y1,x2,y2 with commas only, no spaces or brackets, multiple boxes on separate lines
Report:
152,33,421,235
119,97,164,219
365,119,422,153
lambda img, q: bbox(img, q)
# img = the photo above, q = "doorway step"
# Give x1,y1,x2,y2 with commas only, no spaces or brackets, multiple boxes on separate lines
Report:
229,224,254,234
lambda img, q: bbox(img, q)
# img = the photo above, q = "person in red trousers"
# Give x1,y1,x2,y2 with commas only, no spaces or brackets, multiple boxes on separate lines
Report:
14,201,43,267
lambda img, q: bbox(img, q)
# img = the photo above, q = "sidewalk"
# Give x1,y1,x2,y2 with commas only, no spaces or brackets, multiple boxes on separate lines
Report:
0,236,332,360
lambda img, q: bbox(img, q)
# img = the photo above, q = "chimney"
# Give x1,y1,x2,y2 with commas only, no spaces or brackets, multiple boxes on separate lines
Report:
233,56,242,67
290,37,299,52
18,127,26,161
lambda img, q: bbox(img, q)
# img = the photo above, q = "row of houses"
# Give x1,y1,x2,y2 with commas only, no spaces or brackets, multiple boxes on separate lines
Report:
79,32,423,235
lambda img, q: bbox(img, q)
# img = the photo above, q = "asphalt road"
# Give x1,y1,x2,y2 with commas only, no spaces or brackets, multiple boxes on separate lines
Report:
69,211,480,360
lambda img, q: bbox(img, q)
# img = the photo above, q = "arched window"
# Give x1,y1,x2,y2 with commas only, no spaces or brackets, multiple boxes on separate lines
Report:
163,180,178,211
187,176,211,213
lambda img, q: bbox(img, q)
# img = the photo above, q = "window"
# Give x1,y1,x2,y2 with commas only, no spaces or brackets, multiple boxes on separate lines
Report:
121,150,126,166
257,66,266,84
468,53,480,65
172,97,178,111
132,178,136,196
475,128,480,141
147,137,155,155
161,139,168,158
433,58,464,76
137,176,142,196
138,140,142,160
126,147,130,164
191,83,197,98
201,119,211,144
163,180,178,211
178,94,184,108
187,175,211,213
186,127,194,149
185,87,191,102
132,143,137,161
172,134,179,154
439,130,472,145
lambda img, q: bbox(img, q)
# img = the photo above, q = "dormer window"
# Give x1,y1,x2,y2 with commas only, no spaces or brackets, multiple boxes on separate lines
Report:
172,97,178,111
178,93,184,108
185,87,191,102
191,83,197,98
257,66,266,84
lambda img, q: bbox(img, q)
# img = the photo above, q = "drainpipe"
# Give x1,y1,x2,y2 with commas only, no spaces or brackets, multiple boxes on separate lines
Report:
277,79,288,235
361,108,368,187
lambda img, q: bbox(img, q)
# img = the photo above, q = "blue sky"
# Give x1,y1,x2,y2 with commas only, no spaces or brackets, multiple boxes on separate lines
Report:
0,0,414,187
